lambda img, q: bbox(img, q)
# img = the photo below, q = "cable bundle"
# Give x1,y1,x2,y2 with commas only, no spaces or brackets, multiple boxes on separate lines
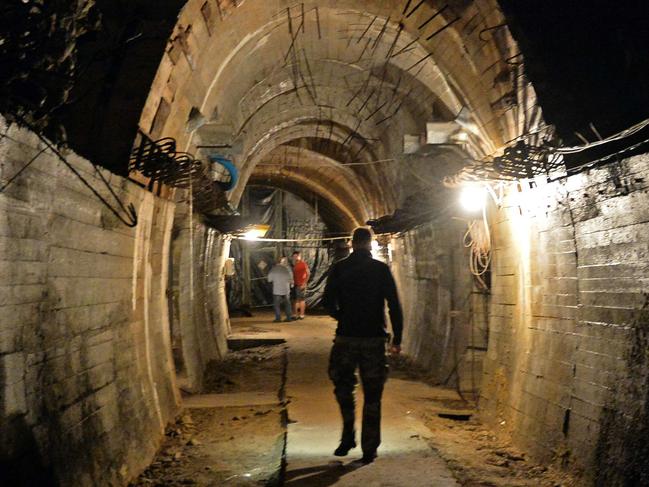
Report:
463,212,491,290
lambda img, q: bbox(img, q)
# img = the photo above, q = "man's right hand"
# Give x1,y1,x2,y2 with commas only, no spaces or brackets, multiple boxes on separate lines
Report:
389,345,401,356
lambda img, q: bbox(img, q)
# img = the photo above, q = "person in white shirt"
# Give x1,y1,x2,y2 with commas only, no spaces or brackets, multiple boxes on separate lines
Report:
268,256,295,322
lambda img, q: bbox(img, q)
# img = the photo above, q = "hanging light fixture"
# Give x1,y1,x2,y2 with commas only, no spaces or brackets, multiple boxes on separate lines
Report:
460,184,487,212
241,224,270,241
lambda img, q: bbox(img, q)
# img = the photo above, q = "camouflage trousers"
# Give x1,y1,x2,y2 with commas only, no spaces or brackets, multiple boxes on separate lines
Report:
328,336,389,453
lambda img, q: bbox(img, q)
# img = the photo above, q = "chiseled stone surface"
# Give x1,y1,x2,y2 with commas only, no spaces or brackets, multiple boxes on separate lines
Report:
391,218,489,394
0,119,223,486
480,153,649,484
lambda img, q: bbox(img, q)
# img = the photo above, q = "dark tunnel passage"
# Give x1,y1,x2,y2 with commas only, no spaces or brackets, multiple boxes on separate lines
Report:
1,1,649,485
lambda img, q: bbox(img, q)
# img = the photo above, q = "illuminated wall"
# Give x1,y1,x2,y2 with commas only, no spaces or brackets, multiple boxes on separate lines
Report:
391,218,489,394
480,153,649,484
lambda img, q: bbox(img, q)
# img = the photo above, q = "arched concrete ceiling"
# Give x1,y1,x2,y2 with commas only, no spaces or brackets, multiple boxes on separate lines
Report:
250,145,373,231
139,0,531,226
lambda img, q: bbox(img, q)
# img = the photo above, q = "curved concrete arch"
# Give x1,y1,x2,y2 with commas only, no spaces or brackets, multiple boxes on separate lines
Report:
242,114,382,167
232,117,396,216
140,0,520,150
137,0,530,228
249,147,374,232
248,176,356,233
193,6,470,129
236,100,395,159
233,87,416,162
232,65,444,145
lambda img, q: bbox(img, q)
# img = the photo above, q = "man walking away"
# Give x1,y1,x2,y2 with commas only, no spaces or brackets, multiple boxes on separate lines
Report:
292,251,310,320
268,256,294,322
323,227,403,464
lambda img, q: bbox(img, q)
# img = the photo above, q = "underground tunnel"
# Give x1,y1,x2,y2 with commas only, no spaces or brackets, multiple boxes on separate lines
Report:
1,0,649,485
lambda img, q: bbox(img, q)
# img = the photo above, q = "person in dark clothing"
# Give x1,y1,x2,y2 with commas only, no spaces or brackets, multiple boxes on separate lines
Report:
323,226,403,464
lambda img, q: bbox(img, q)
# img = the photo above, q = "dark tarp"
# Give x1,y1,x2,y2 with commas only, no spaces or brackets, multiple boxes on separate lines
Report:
227,187,335,311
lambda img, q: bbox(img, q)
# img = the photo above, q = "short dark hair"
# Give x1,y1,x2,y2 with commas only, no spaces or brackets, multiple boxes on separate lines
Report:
292,251,301,256
352,226,373,246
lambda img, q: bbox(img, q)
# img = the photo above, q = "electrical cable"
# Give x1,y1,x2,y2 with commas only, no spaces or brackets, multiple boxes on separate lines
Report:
548,135,649,183
462,205,491,290
233,231,395,243
255,158,397,168
234,235,349,243
8,117,138,227
0,146,47,193
555,117,649,154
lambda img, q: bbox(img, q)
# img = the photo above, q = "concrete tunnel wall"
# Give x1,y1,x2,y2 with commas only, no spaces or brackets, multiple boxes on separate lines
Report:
391,218,489,394
0,118,230,485
169,204,230,393
480,153,649,484
387,153,649,483
4,124,649,485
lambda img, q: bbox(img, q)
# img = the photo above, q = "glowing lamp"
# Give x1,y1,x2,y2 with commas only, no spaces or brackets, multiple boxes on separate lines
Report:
241,224,270,240
460,185,486,213
371,240,384,260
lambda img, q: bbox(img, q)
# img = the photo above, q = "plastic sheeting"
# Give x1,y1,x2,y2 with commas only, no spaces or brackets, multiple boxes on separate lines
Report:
227,187,335,311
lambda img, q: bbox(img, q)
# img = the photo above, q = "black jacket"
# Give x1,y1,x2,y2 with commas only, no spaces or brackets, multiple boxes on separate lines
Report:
323,249,404,345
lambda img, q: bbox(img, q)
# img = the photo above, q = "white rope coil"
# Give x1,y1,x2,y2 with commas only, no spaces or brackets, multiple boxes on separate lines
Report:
463,208,491,289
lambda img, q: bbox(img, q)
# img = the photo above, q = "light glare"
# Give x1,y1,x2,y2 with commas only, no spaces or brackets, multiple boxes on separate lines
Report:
371,240,381,260
460,185,486,212
242,230,262,240
241,224,270,240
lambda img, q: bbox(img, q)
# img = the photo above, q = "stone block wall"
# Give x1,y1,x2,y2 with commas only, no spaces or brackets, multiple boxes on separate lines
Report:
480,153,649,484
391,218,489,394
0,118,181,485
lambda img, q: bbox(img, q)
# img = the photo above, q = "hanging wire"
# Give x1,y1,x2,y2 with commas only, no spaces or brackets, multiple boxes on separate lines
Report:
256,157,397,168
232,230,394,243
462,206,491,290
234,235,350,243
8,116,137,227
548,135,649,183
189,172,195,302
556,117,649,154
0,146,47,193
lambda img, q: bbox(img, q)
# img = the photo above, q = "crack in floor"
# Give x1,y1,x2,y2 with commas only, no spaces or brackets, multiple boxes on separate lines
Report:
131,314,578,486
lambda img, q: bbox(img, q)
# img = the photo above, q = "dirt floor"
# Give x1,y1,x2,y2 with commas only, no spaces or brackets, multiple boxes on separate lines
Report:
389,356,579,487
130,343,287,487
130,406,284,487
422,413,578,487
202,340,286,395
131,316,580,486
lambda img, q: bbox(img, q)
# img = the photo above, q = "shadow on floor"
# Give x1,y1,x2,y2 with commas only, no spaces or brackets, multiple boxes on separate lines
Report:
284,461,364,486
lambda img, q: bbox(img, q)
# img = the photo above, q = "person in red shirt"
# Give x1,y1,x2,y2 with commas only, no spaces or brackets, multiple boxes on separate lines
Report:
292,251,310,320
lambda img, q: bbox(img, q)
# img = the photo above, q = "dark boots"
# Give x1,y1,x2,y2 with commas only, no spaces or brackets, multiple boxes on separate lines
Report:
333,437,357,456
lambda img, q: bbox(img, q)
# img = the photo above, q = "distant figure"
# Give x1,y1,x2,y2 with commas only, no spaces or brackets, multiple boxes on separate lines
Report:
292,251,310,320
323,227,403,464
268,256,294,323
